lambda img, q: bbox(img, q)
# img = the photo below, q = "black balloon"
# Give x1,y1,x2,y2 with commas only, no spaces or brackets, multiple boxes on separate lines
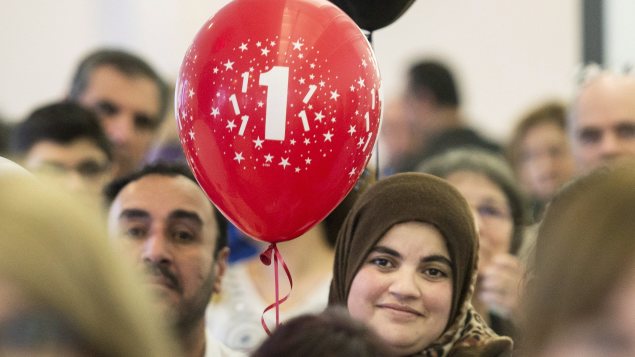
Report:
328,0,415,32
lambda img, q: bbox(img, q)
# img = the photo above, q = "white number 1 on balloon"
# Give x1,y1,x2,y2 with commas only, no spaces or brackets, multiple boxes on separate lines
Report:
259,66,293,141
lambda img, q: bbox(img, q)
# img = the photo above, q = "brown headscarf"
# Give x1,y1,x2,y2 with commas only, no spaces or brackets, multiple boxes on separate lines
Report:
328,173,512,356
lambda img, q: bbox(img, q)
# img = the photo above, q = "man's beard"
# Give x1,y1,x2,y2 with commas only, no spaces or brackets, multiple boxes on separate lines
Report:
144,261,216,336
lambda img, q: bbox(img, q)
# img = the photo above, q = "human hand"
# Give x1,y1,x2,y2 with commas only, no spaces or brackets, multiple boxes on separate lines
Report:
478,253,525,319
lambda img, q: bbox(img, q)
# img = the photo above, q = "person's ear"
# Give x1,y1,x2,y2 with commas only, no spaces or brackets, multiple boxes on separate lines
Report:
212,247,230,294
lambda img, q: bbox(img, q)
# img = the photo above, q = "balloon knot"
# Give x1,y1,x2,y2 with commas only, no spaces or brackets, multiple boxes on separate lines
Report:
259,243,276,265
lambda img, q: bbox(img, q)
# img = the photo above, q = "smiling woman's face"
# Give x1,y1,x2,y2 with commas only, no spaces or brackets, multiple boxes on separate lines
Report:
347,222,453,355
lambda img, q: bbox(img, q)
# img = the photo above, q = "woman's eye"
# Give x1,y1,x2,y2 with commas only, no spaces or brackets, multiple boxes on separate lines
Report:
423,268,448,279
369,257,393,268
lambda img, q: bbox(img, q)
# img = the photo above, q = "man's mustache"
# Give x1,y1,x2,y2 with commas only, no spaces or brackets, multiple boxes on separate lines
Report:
144,262,182,294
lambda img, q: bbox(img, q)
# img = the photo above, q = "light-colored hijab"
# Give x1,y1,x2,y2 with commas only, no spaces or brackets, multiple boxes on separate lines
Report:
329,173,512,356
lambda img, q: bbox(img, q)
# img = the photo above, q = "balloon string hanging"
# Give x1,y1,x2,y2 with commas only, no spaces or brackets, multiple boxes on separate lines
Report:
259,243,293,335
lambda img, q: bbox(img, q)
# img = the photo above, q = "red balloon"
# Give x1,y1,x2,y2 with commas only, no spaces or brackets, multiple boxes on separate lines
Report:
176,0,382,243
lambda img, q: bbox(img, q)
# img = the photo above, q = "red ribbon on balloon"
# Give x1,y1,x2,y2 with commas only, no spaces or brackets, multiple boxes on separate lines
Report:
176,0,381,332
259,243,293,334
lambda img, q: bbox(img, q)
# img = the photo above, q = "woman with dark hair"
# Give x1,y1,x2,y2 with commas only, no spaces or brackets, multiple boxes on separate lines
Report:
329,173,512,356
418,148,527,338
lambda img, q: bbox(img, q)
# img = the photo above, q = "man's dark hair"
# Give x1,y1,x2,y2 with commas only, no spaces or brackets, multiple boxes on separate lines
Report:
0,118,11,156
104,163,228,255
407,60,460,107
68,48,169,121
11,101,112,160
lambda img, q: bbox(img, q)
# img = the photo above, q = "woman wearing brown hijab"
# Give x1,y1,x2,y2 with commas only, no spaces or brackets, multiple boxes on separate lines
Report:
329,173,512,356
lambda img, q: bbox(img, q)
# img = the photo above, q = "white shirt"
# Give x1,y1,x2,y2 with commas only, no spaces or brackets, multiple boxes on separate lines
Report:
206,262,331,353
205,329,246,357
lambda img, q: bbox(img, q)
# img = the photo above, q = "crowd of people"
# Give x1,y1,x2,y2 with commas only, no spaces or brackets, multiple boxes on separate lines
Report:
1,44,635,357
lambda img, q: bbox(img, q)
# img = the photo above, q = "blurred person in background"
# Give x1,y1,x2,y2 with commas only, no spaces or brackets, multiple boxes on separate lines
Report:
419,148,527,339
377,96,418,177
395,59,501,173
68,48,169,178
0,172,177,357
10,101,113,208
507,101,575,222
568,67,635,173
0,117,10,157
520,162,635,357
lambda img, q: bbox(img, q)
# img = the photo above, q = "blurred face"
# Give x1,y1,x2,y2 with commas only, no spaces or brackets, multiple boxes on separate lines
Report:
347,222,453,355
571,75,635,173
446,171,512,271
0,278,89,356
519,121,575,201
24,139,112,200
539,262,635,357
379,99,417,167
77,65,162,178
108,174,227,332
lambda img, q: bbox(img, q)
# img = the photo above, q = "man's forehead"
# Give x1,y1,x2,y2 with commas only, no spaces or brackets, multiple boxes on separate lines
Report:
86,66,161,114
111,175,213,219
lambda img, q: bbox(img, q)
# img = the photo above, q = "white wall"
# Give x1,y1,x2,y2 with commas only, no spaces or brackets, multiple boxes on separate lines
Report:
605,0,635,70
0,0,580,141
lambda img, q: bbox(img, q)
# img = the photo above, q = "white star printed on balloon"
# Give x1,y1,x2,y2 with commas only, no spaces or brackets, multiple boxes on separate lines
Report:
279,157,290,169
188,33,380,176
253,137,264,149
348,167,356,177
292,39,304,50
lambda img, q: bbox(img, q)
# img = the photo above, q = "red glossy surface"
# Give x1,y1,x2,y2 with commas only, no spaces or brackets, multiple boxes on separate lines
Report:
176,0,381,243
